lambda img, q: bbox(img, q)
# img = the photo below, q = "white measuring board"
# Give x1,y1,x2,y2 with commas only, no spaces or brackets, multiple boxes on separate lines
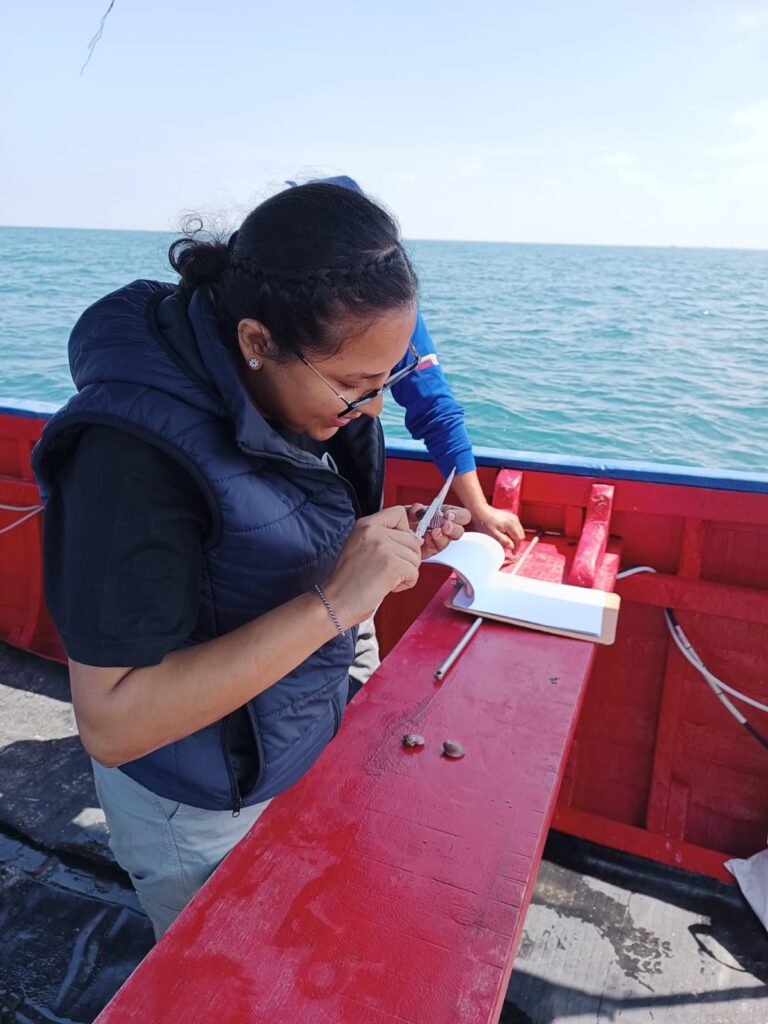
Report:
425,533,620,645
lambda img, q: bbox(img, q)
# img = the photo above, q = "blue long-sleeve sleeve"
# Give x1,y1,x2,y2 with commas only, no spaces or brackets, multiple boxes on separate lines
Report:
390,313,476,479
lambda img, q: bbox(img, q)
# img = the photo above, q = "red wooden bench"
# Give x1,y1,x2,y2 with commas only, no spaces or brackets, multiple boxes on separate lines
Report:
95,473,618,1024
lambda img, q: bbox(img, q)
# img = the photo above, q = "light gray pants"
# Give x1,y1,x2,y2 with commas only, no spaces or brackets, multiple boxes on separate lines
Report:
349,614,380,695
91,623,378,940
91,760,270,940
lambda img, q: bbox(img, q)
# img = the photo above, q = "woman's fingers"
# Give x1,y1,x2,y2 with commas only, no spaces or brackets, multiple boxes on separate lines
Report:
390,551,421,591
407,502,471,537
324,493,454,622
385,527,424,561
384,515,425,548
370,504,411,532
418,522,463,558
442,505,472,526
407,503,427,530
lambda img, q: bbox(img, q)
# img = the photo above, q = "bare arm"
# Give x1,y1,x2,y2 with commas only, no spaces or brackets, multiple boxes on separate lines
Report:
452,469,525,549
71,591,342,767
71,506,423,767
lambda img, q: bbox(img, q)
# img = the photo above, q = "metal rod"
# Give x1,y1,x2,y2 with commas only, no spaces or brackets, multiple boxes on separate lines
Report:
434,616,483,680
434,531,543,681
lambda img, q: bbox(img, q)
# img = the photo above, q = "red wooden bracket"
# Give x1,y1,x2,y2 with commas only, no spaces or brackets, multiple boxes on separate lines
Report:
567,484,615,589
491,468,522,516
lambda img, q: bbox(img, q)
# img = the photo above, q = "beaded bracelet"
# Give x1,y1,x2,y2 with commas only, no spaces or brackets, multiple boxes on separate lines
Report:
313,584,346,636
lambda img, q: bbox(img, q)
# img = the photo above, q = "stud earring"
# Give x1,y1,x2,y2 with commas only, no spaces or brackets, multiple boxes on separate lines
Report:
248,357,261,370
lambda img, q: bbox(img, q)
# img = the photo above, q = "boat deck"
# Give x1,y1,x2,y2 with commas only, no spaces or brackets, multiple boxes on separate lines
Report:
504,835,768,1024
1,641,765,1024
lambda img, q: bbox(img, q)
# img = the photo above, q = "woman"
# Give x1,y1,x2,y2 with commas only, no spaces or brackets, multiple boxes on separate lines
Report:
33,182,469,938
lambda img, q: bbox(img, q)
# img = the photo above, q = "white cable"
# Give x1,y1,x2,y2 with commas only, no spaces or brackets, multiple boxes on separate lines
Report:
664,609,748,724
668,614,768,715
617,564,768,717
0,503,42,511
616,565,658,579
0,506,43,535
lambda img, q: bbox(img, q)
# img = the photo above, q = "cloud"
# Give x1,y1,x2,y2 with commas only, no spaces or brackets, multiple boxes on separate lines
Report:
596,151,637,169
716,96,768,184
398,154,489,181
732,96,768,145
733,8,768,29
596,151,657,186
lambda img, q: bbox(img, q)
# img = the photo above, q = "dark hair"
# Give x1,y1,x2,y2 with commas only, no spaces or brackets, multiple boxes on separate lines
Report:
168,183,418,359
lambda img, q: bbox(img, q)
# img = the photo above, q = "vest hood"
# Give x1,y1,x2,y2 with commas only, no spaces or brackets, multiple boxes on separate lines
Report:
66,279,325,472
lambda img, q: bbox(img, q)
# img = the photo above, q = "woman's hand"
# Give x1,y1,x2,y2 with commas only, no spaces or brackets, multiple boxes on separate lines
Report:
406,503,471,559
473,504,525,550
322,506,424,628
450,470,525,551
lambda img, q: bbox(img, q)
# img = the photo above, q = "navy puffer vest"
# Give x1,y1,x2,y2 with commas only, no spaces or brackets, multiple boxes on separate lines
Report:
33,280,386,810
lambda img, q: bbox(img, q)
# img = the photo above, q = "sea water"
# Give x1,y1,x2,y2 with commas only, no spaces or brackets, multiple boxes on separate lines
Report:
1,225,766,472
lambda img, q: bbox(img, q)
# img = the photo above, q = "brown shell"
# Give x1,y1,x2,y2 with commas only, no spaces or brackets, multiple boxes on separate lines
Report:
402,733,426,748
442,739,465,759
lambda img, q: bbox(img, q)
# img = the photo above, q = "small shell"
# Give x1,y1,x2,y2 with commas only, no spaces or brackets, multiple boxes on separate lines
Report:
402,733,425,748
416,506,447,532
442,739,465,759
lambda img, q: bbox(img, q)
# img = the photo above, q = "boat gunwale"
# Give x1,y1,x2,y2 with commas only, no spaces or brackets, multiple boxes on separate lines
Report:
2,396,767,494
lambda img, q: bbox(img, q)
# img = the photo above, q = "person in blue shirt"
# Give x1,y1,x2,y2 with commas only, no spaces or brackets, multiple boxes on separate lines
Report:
301,177,524,551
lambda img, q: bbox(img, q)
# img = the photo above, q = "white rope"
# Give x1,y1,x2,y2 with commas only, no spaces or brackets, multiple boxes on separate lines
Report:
617,565,768,717
616,565,658,578
0,505,43,535
667,613,768,716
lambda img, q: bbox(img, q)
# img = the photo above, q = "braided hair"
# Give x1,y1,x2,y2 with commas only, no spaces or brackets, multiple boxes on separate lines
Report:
168,183,418,359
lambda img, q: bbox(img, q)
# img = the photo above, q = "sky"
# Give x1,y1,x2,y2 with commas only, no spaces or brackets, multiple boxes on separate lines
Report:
1,1,768,247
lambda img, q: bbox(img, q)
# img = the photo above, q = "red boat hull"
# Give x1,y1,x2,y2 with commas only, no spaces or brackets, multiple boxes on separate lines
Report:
2,403,768,883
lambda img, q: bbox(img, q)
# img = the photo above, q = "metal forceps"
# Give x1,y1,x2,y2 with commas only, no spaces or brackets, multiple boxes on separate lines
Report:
414,467,456,540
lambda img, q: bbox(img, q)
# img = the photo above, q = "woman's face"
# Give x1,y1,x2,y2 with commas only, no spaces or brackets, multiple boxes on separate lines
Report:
238,305,417,441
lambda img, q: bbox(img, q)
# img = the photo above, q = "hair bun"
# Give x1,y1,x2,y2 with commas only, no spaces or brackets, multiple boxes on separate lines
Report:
169,237,229,291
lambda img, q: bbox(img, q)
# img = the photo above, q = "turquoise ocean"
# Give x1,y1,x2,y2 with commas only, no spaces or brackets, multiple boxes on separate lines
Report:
1,225,766,473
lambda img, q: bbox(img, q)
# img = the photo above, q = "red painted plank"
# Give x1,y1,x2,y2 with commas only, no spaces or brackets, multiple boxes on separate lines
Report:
645,642,691,838
95,583,596,1024
617,571,768,626
0,413,43,479
511,469,768,527
0,477,45,652
553,805,733,882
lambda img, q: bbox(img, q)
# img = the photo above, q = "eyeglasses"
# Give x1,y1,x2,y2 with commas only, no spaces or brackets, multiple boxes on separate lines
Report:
299,341,421,417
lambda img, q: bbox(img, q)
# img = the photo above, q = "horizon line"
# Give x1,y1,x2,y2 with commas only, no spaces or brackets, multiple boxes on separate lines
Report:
1,222,766,255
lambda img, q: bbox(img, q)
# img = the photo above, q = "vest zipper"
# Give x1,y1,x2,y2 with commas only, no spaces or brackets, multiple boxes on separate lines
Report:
332,694,342,736
220,715,242,817
372,419,386,513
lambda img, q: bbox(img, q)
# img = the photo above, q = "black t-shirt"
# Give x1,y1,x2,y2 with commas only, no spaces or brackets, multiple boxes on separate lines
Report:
44,422,334,666
44,425,210,667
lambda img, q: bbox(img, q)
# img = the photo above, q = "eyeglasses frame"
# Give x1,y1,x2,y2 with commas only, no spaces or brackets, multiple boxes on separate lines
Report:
298,341,421,417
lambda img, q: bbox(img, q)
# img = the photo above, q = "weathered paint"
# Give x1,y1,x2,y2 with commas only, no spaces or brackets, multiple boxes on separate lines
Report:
94,583,597,1023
